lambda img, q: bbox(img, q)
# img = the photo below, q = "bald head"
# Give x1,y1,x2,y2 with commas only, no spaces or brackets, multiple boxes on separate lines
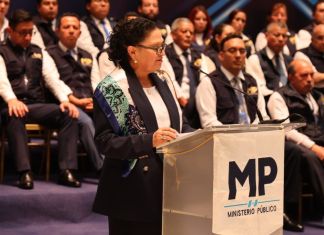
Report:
311,24,324,53
288,59,314,95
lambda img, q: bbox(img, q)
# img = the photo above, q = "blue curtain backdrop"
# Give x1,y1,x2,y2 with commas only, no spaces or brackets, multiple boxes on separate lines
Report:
9,0,315,40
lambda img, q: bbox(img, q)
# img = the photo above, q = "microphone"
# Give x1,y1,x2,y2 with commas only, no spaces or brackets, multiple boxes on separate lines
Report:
195,66,288,124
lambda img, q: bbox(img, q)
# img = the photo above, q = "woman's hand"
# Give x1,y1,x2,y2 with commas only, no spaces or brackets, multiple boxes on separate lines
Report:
153,127,179,147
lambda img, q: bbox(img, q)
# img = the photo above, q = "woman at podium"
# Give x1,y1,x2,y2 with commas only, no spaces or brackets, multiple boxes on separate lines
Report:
92,17,193,234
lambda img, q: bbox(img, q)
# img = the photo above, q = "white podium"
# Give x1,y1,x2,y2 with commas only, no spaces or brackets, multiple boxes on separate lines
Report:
157,124,304,235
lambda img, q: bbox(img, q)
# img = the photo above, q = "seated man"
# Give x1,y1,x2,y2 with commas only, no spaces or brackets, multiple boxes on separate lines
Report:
79,0,115,57
137,0,172,44
47,12,104,172
268,59,324,217
0,9,80,189
196,34,303,232
247,22,292,101
165,17,216,128
32,0,59,48
295,24,324,90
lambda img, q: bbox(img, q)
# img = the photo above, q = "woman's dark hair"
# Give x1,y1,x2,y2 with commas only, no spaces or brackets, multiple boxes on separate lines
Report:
220,34,242,51
108,17,157,71
123,11,139,20
209,23,229,51
188,5,212,40
227,9,245,24
9,9,33,29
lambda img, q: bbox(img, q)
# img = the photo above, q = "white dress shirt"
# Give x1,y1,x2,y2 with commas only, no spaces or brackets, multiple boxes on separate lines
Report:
297,28,312,50
246,47,288,96
0,17,8,42
268,91,317,149
195,66,269,128
143,86,171,128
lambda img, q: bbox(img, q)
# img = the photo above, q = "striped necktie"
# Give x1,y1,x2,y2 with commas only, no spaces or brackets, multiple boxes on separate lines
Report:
100,20,110,41
232,77,250,124
274,54,287,86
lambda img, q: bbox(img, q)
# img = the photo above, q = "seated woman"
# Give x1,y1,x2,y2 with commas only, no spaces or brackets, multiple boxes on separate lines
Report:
92,17,194,234
227,9,255,57
204,23,235,68
188,5,212,52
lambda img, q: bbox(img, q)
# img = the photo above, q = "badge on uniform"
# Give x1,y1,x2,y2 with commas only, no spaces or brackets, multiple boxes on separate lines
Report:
31,53,42,59
80,58,93,66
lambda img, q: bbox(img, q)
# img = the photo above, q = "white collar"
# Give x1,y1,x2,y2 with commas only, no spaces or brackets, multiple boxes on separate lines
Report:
220,66,245,83
173,43,190,57
265,46,284,60
58,41,77,54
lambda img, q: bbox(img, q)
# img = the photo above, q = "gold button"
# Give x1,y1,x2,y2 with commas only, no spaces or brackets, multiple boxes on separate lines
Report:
143,166,149,172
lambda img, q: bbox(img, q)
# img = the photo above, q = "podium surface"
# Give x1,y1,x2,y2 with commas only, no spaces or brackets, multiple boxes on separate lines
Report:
158,124,303,235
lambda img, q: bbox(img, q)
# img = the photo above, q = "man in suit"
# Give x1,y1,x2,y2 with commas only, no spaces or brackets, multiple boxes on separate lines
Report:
196,34,304,232
0,9,81,189
247,22,292,101
268,59,324,219
295,24,324,90
47,12,103,172
165,17,216,128
79,0,116,57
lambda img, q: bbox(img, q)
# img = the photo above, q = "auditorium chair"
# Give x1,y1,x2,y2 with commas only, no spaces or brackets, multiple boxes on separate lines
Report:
0,124,52,183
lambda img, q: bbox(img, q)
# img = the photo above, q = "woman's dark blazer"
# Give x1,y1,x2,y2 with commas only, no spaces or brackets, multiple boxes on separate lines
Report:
92,71,193,222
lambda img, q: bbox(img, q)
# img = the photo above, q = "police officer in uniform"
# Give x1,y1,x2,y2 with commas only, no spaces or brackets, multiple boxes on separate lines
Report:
0,9,80,190
47,12,103,172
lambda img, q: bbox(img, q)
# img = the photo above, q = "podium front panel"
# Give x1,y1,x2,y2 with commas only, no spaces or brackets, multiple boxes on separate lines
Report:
161,126,285,235
213,130,284,235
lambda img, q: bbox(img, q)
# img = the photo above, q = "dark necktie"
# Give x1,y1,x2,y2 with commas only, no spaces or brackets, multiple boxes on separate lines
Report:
274,54,287,86
47,21,53,30
232,77,250,124
67,49,77,61
182,51,196,97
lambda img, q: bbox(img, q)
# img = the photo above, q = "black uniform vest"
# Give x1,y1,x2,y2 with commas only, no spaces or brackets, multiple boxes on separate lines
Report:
300,45,324,73
33,15,58,47
256,48,292,91
165,44,201,86
46,45,93,98
209,70,259,124
0,40,45,103
277,84,324,143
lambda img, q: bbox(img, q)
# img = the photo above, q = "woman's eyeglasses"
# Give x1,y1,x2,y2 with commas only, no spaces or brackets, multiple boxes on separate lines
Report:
136,43,166,55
